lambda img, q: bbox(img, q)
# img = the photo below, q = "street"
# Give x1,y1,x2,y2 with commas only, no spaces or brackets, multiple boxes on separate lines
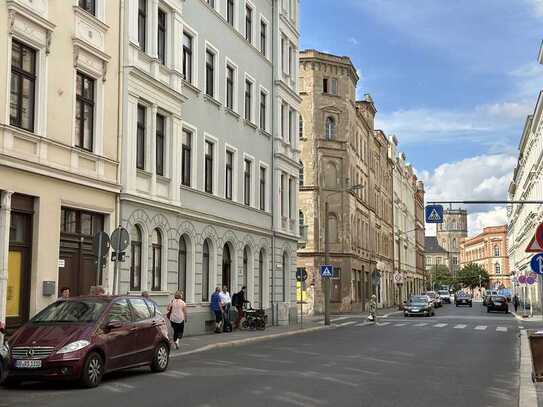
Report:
1,302,522,407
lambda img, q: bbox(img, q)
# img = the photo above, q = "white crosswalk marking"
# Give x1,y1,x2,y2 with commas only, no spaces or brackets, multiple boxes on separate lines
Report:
376,322,390,326
496,326,508,332
413,323,427,327
331,316,350,322
355,322,371,327
338,321,357,326
433,323,447,328
394,323,407,327
454,324,467,329
474,325,487,330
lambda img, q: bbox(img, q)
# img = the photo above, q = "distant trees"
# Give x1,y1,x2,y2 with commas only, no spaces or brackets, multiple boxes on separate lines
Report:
458,263,489,289
429,265,452,289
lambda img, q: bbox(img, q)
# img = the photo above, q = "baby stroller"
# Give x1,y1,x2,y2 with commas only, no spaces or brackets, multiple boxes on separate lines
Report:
241,302,266,330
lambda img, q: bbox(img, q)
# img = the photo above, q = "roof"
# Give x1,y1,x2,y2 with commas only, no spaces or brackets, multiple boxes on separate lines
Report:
425,237,448,254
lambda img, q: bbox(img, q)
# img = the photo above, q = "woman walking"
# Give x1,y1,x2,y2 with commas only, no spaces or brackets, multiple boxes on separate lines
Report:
167,291,187,350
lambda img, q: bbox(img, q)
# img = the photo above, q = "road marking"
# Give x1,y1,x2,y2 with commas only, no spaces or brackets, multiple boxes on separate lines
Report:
394,323,407,327
376,322,390,326
433,323,447,328
474,325,487,330
454,324,467,329
413,322,427,327
331,316,351,322
159,370,191,378
338,321,357,326
496,326,508,332
355,322,372,327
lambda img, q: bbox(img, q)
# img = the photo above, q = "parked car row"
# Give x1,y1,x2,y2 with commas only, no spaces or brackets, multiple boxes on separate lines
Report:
2,295,170,388
455,292,473,307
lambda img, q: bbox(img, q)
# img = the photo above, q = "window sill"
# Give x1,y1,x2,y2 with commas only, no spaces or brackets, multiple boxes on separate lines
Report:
157,174,171,183
259,129,272,138
225,107,240,120
244,119,257,130
183,80,201,94
204,94,222,109
137,168,152,178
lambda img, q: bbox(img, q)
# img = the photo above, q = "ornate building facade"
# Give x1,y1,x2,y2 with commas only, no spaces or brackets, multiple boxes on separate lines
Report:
435,209,468,277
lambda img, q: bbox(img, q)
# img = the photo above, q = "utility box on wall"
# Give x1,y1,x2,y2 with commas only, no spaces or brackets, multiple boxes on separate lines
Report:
42,281,56,297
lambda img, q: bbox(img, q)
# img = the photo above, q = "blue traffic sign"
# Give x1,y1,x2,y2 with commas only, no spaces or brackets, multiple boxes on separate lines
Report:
320,265,333,278
425,205,444,224
531,253,543,275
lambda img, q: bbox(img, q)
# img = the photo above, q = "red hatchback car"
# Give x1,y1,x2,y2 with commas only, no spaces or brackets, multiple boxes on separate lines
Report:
5,295,170,387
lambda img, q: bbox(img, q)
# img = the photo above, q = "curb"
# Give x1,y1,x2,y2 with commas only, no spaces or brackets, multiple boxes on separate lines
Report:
519,329,538,407
171,325,336,358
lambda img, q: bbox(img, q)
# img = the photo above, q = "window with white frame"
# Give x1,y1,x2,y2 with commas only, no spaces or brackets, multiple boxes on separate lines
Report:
227,0,235,26
325,116,336,139
75,71,95,151
157,8,166,65
260,19,267,56
244,158,252,206
181,128,192,187
138,0,147,52
79,0,96,15
259,90,267,130
10,40,37,132
259,166,266,211
156,113,165,176
245,4,253,43
205,49,215,97
226,64,235,110
205,140,214,193
182,32,193,83
245,79,253,121
225,150,234,200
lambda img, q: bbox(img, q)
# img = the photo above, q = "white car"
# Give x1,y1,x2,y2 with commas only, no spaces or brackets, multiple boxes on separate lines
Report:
437,290,451,304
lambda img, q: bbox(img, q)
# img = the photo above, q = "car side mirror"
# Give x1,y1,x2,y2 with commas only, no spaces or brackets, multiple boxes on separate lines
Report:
105,320,122,331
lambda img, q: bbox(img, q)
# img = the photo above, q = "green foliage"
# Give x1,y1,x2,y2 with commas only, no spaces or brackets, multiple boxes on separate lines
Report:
432,265,452,289
458,263,489,289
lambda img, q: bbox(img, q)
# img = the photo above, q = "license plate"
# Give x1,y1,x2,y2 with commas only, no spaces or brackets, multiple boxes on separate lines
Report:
15,359,42,369
411,309,419,312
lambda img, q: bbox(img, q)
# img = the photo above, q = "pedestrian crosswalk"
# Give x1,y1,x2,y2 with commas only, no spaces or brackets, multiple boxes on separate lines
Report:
338,319,512,333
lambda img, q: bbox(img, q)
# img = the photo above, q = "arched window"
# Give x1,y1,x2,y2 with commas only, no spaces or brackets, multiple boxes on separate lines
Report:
222,243,232,289
299,115,303,139
258,249,264,306
452,238,457,249
495,263,501,274
325,117,336,140
282,251,288,302
299,210,305,228
202,239,210,301
299,161,304,187
243,246,249,288
178,235,187,295
328,213,338,243
151,229,162,291
130,225,142,291
494,245,500,257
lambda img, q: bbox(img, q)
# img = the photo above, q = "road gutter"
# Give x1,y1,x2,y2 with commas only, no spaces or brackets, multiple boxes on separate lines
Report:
172,325,336,358
519,329,538,407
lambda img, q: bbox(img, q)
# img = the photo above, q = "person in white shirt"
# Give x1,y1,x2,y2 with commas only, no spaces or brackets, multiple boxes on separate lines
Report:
220,286,232,325
166,291,187,350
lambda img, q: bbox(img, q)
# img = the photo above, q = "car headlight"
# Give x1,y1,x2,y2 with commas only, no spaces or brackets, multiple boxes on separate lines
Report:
57,340,90,354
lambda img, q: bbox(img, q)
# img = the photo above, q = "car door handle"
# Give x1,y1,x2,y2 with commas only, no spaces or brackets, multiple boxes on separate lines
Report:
130,327,138,332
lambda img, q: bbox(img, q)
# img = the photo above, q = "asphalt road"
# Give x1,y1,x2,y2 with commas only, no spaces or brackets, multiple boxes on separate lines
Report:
1,301,521,407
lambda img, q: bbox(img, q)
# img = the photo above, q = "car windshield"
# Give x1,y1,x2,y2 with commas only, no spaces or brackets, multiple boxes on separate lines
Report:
410,297,428,304
425,292,436,298
492,296,506,302
31,299,107,323
438,290,448,295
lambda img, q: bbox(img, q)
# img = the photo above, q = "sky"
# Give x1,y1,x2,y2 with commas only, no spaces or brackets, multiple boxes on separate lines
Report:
300,0,543,236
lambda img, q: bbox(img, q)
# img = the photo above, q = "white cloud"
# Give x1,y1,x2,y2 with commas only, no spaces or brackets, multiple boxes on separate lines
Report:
348,37,359,46
528,0,543,17
421,154,515,236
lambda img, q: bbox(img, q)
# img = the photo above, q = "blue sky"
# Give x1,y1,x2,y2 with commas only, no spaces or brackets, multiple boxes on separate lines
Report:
300,0,543,234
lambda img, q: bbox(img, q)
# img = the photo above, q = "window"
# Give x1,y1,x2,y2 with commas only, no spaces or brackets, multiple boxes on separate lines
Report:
325,117,336,139
495,263,501,274
281,103,287,139
107,299,132,323
288,178,293,218
182,32,193,83
10,40,36,132
288,44,293,76
155,113,165,176
75,72,95,151
259,91,267,130
136,105,146,170
207,0,215,8
331,78,337,95
299,115,303,139
178,236,187,295
245,80,252,121
299,161,304,187
258,249,264,306
226,65,234,110
202,240,210,301
260,20,267,56
205,140,213,193
244,159,251,206
130,225,142,291
152,229,162,291
79,0,96,15
259,166,266,211
227,0,234,25
281,173,285,217
324,78,337,95
243,247,249,288
225,150,233,200
288,108,294,143
129,298,151,321
157,9,166,65
494,245,500,257
181,129,192,187
138,0,147,51
282,252,288,302
323,78,328,93
206,50,215,97
281,37,286,73
245,5,253,43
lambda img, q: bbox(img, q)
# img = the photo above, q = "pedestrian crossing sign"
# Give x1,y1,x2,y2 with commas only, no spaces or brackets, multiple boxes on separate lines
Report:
425,205,444,224
320,265,333,278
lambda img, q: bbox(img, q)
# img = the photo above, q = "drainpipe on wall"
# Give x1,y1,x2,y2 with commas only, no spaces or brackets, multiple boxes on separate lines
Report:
270,0,277,326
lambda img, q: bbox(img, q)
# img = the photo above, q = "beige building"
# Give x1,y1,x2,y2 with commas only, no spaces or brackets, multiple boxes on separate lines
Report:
460,225,511,289
0,1,120,330
297,50,394,313
435,209,468,276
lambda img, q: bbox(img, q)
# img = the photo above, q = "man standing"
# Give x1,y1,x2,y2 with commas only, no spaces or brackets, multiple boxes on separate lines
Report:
513,294,520,313
220,286,232,332
59,287,70,300
210,287,223,333
233,286,249,329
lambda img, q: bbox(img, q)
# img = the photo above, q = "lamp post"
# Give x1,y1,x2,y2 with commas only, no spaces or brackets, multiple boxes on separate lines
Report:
323,184,363,326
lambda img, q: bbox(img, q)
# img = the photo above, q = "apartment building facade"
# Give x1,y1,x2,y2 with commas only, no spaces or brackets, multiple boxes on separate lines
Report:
0,0,121,329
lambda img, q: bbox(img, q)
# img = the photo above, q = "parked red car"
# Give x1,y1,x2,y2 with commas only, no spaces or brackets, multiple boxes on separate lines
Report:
5,295,170,387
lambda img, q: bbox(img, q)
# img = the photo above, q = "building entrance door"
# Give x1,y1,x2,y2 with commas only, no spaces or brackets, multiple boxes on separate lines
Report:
58,208,103,297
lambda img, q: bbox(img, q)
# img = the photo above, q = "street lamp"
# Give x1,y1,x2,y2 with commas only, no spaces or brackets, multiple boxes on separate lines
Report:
323,183,363,326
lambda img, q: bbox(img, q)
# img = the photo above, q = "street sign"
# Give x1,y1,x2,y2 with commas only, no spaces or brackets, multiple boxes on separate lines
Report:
320,265,333,278
93,232,110,257
527,276,536,285
393,272,404,285
372,271,381,286
111,252,126,262
526,223,543,253
425,205,444,224
531,253,543,275
518,275,527,285
111,227,130,252
296,268,308,282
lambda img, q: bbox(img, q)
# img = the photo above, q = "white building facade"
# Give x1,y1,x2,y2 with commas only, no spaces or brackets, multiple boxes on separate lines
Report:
118,0,300,334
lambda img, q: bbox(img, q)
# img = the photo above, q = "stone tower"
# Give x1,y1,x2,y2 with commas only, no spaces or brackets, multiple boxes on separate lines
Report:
436,209,468,276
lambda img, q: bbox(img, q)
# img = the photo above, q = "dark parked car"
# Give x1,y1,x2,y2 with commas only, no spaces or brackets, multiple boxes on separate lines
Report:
0,322,9,384
5,295,170,388
455,292,472,307
404,296,435,317
487,296,508,314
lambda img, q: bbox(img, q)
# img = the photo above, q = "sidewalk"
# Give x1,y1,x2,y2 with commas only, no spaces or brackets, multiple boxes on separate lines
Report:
172,317,332,357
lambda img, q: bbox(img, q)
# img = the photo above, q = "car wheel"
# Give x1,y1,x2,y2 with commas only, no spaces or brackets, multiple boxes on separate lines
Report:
150,342,169,373
487,308,490,313
80,352,104,388
455,304,458,307
469,304,472,307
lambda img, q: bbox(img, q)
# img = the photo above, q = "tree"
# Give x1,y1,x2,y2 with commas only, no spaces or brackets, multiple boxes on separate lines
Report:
430,265,452,289
458,263,489,289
